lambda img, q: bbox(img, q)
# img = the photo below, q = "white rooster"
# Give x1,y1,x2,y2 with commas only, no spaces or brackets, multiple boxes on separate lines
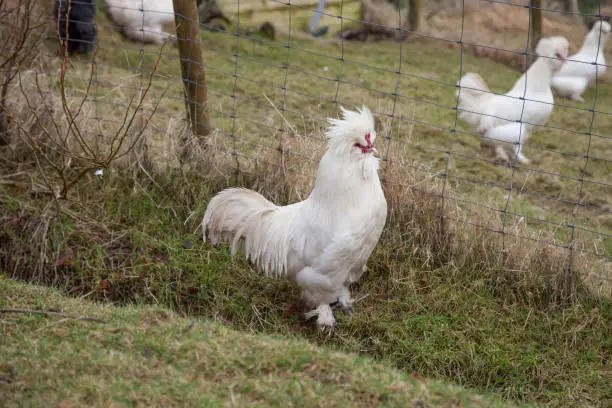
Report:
552,20,610,102
202,106,387,328
457,36,569,164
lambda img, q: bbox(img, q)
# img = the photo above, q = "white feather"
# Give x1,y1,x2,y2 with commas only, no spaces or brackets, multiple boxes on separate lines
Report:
457,36,569,163
202,106,387,328
552,21,610,101
105,0,175,45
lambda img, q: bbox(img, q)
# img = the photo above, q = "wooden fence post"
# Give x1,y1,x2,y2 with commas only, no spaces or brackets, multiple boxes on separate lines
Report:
527,0,542,68
409,0,420,33
173,0,211,139
563,0,583,25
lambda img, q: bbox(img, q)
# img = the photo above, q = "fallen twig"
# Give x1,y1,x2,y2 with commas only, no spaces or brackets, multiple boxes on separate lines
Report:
0,307,108,323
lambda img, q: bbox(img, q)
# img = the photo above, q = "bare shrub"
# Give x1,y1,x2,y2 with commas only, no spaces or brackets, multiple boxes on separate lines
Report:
5,49,168,193
0,0,175,279
0,0,48,145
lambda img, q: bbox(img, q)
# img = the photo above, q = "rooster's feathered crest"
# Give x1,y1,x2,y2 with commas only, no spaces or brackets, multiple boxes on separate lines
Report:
326,105,375,141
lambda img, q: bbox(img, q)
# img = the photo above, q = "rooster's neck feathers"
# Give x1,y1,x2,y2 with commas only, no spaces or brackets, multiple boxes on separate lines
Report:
580,23,609,56
512,58,554,94
586,22,610,43
511,37,568,94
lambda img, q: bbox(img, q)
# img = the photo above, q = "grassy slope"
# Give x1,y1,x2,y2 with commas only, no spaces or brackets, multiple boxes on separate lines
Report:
3,171,611,407
0,276,517,407
1,5,611,408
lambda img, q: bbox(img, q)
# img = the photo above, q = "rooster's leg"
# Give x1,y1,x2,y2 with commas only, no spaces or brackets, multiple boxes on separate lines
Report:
506,139,530,164
296,266,339,328
338,264,368,314
338,286,353,315
516,152,530,164
513,143,530,164
494,146,511,164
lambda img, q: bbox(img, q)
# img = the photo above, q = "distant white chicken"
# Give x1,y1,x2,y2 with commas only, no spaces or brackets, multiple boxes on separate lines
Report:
457,36,569,164
552,20,610,102
202,106,387,328
105,0,230,44
105,0,175,45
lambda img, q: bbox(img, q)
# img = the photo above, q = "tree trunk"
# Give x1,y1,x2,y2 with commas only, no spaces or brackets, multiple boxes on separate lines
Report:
528,0,542,67
173,0,211,140
409,0,420,33
563,0,583,24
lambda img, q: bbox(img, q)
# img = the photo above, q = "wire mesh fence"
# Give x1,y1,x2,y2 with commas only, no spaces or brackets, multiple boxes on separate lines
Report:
1,0,611,289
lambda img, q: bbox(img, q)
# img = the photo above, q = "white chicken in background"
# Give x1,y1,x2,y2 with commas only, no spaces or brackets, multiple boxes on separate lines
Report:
202,106,387,328
105,0,175,45
105,0,230,45
552,20,610,102
457,36,569,164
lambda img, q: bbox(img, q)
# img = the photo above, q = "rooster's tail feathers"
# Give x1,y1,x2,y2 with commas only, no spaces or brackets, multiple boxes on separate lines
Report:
456,72,492,132
203,188,271,243
457,72,490,99
202,188,289,277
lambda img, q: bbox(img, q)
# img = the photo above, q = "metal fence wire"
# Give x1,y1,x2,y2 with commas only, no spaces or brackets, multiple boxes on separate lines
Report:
6,0,612,285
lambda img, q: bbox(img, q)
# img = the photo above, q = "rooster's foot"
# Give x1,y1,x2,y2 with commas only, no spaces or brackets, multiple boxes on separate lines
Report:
492,147,511,165
571,95,585,102
516,153,530,164
329,300,352,315
304,304,335,328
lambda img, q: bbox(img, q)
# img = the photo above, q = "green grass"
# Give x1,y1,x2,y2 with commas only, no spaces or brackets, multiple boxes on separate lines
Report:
1,5,611,407
0,276,519,407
